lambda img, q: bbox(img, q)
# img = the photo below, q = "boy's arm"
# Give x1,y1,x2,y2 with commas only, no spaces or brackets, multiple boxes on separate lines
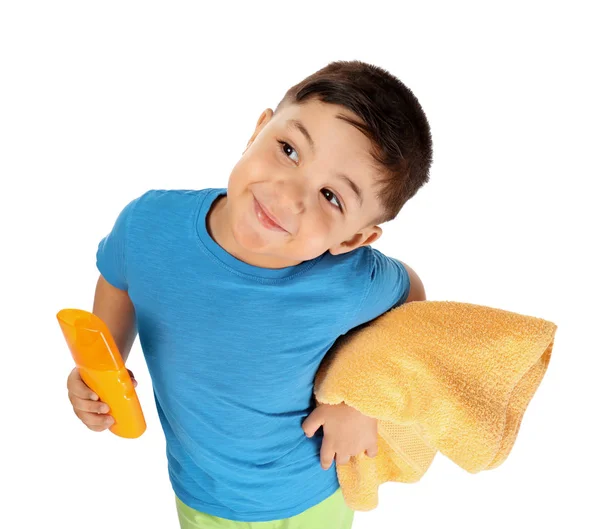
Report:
304,260,427,470
398,261,427,303
92,274,137,363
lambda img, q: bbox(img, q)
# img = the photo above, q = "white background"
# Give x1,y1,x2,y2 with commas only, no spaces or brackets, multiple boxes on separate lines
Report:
1,1,598,528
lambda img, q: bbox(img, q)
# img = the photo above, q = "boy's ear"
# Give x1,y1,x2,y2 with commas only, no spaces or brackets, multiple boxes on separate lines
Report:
245,108,273,152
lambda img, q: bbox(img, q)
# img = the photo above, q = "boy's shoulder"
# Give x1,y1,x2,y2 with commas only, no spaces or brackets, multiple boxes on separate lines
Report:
126,187,213,214
328,244,392,269
135,187,212,203
113,188,213,235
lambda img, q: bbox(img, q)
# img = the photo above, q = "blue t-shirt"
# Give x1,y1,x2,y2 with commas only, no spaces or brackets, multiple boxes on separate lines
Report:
96,188,411,522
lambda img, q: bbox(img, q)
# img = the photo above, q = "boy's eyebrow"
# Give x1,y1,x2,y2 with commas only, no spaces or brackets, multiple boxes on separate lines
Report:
336,172,364,208
287,119,364,208
288,119,315,151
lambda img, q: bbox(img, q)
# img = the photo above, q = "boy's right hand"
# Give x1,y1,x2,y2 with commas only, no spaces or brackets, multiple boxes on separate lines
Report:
66,367,137,432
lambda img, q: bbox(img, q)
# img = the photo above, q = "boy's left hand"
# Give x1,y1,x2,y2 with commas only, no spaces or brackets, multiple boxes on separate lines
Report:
302,402,378,470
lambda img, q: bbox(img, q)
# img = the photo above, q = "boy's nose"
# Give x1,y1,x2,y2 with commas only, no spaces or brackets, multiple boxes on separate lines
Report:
275,179,306,216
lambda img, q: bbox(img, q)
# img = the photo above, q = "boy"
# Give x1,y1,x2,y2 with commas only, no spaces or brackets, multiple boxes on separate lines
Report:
66,60,431,528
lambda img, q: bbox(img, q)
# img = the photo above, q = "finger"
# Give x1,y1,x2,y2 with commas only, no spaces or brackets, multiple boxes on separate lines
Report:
75,410,114,429
366,444,378,458
67,370,99,401
87,424,109,432
336,453,351,465
126,369,137,385
320,437,336,470
69,395,110,415
302,408,325,438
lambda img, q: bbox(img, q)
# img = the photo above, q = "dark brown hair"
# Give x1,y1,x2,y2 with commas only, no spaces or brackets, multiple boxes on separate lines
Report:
275,60,433,225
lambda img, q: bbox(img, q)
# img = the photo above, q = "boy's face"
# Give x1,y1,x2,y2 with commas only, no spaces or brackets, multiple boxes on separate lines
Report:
212,99,386,269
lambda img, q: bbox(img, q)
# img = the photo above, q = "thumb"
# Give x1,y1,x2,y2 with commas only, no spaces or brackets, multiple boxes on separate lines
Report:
302,408,325,438
127,369,138,388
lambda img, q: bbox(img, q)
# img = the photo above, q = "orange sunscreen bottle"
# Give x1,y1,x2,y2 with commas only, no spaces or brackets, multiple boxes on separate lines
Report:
57,308,146,438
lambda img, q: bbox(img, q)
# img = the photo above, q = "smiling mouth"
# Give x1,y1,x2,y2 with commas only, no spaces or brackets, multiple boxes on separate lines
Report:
254,197,287,232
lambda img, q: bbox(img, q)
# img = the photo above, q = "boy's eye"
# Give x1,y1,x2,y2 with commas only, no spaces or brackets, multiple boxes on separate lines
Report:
278,140,300,163
322,189,343,211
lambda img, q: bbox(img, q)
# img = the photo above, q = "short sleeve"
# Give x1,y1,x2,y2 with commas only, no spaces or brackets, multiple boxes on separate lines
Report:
95,196,140,291
350,248,411,327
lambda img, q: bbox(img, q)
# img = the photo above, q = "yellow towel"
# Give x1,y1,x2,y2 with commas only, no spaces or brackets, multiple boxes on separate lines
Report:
313,300,557,511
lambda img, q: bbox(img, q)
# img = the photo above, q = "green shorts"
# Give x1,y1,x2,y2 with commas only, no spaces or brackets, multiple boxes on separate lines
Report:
175,488,354,529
